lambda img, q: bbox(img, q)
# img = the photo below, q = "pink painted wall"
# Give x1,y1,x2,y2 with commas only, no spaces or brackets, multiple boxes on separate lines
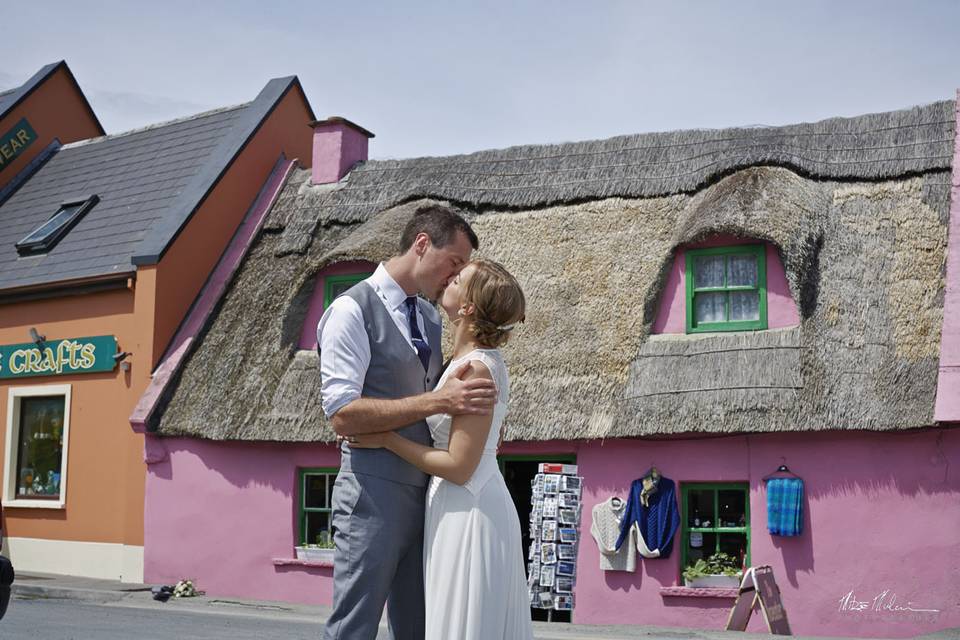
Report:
652,234,800,334
297,260,377,350
144,428,960,638
143,436,341,604
573,429,960,638
935,92,960,422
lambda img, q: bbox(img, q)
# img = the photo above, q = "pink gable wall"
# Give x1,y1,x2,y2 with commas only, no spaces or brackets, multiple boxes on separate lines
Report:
652,234,800,334
297,260,377,350
935,92,960,422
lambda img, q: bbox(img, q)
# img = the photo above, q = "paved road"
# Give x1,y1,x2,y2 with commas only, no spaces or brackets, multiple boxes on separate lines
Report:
6,594,957,640
0,595,772,640
4,597,327,640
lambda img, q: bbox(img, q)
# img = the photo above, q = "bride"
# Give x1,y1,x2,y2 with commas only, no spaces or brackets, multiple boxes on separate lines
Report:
349,258,532,640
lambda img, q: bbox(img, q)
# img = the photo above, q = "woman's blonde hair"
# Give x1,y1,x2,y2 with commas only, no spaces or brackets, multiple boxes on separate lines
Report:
461,259,526,348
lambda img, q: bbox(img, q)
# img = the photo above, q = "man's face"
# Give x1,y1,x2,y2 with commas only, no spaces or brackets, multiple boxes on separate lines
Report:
414,230,473,300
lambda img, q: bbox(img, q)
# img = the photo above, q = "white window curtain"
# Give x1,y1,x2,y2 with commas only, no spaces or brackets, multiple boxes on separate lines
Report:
693,253,760,324
694,255,725,288
729,291,760,321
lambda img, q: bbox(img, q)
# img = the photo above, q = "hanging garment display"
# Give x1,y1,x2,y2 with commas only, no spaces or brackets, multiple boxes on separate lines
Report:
528,463,582,612
766,477,804,536
615,468,680,559
589,496,636,572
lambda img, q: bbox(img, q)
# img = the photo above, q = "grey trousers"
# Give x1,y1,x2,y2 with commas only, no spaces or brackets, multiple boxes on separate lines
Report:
322,471,426,640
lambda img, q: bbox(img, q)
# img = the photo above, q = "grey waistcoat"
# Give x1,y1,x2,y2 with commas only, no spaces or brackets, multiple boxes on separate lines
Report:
336,281,443,487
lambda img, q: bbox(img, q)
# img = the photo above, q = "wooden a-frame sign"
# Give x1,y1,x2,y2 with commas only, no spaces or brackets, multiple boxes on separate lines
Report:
725,565,792,635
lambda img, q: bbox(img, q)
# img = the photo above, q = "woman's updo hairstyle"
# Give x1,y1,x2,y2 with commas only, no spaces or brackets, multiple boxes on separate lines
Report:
462,259,526,349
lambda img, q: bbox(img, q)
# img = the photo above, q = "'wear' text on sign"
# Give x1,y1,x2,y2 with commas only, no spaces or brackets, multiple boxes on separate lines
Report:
0,118,37,172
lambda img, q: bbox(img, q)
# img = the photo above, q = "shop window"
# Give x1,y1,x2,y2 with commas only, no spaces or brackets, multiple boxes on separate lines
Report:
685,245,767,333
299,261,376,351
680,483,750,580
298,467,338,547
15,195,99,255
3,385,72,508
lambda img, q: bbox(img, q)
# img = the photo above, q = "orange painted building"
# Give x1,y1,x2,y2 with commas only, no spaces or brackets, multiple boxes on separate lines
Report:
0,62,314,581
0,61,103,193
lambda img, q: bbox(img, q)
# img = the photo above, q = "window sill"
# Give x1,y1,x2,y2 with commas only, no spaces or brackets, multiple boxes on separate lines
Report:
660,586,739,598
272,558,334,569
2,499,65,510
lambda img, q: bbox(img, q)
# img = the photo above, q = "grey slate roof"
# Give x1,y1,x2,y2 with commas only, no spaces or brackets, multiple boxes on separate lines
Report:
0,61,104,136
0,75,311,292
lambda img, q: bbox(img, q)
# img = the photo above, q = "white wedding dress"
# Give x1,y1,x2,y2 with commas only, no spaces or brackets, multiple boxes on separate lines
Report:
423,348,533,640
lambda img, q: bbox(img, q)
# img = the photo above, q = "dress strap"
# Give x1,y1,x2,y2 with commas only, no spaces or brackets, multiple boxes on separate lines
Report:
465,350,504,396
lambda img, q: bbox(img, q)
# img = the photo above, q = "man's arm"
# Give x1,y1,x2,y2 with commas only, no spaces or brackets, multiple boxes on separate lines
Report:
347,361,495,485
331,362,495,436
318,295,496,437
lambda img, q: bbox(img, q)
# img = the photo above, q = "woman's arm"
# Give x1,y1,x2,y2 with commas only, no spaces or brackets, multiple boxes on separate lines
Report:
349,360,495,486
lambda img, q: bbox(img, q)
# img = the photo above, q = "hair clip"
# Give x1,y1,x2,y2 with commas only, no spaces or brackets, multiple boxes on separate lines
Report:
498,323,517,332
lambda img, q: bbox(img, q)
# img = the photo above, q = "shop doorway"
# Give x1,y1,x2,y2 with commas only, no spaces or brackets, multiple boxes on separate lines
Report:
499,454,577,623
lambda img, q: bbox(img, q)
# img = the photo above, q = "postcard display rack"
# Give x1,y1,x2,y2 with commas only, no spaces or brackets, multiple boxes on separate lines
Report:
527,463,583,614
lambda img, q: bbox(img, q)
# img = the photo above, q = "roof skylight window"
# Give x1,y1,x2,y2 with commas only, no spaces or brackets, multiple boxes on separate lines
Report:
16,195,99,255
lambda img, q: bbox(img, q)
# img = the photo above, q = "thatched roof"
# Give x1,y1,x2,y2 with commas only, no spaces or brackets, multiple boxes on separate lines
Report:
154,100,955,442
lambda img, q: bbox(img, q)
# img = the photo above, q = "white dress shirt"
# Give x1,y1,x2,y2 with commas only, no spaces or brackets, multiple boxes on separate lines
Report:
317,263,438,418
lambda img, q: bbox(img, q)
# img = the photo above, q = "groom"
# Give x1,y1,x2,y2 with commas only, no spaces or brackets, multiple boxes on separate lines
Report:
317,204,495,640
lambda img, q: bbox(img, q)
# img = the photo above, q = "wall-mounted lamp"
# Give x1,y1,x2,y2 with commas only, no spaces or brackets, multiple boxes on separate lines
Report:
114,351,132,373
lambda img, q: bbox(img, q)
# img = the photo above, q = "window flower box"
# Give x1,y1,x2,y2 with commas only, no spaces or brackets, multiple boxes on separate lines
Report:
295,546,335,563
685,574,741,589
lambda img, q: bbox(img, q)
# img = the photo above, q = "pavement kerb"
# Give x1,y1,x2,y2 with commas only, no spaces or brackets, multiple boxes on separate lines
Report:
9,572,960,640
12,582,131,604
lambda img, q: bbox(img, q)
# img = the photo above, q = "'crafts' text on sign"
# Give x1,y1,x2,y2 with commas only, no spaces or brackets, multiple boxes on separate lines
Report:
0,118,37,172
0,335,118,379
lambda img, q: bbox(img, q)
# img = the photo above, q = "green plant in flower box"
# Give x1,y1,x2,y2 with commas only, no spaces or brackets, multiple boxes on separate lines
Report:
305,532,335,549
682,552,742,582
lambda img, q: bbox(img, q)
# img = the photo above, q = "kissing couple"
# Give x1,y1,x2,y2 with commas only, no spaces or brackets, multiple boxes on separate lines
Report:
317,204,533,640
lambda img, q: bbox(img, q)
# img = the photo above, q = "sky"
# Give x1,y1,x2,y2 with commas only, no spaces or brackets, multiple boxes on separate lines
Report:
5,1,960,160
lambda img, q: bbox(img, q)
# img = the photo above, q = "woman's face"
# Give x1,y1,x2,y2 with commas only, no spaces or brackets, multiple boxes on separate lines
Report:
440,263,476,320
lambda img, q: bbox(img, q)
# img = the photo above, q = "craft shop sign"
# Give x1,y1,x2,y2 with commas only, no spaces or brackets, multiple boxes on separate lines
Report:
0,336,117,379
0,118,37,172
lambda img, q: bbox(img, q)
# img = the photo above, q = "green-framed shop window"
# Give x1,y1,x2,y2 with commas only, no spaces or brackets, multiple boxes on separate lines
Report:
680,482,750,577
685,244,767,333
324,273,372,310
298,467,339,546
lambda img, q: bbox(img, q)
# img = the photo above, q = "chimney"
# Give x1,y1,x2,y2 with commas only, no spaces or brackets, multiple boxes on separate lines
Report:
310,117,375,184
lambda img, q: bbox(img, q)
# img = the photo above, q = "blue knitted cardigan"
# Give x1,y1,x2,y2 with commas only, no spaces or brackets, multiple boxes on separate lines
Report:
614,476,681,557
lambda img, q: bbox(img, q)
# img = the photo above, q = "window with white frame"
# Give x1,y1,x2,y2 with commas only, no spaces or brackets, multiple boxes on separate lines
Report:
3,385,71,508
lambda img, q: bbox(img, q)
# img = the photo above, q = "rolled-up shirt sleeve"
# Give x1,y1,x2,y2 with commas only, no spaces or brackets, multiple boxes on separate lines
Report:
317,296,370,418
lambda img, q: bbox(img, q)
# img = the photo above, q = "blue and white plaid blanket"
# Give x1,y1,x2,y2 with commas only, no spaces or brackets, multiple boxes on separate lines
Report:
766,477,803,536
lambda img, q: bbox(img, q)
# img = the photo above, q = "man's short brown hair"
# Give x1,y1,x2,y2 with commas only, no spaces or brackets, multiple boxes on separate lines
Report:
399,204,479,254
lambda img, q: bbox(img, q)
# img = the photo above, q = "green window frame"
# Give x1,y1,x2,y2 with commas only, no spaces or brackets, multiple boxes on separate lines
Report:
685,244,767,333
324,273,372,310
298,467,339,546
680,482,751,578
